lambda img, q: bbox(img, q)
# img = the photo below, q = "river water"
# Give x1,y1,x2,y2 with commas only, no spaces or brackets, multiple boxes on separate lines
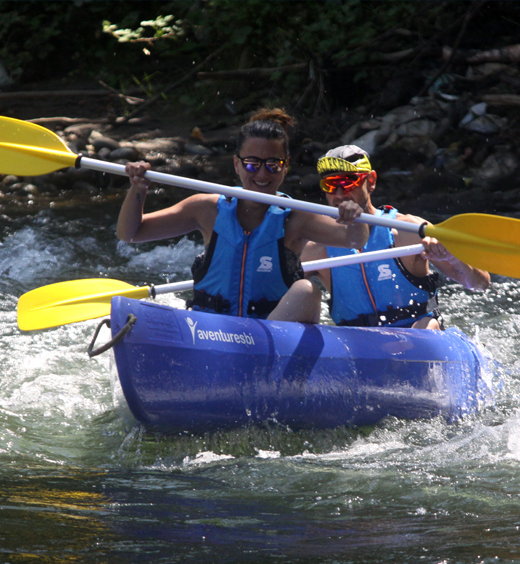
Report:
1,205,520,563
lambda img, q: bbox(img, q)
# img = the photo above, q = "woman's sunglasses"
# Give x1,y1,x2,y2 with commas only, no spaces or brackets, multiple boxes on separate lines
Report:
237,156,286,174
319,173,369,193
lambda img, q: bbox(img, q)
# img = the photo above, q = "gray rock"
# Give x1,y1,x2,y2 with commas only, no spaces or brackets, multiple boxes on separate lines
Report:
459,102,487,126
381,106,420,127
132,138,183,154
350,130,385,155
109,147,140,161
72,180,99,193
97,147,112,160
6,182,28,195
395,119,437,137
1,175,19,187
89,131,120,151
476,152,519,181
185,143,214,156
358,118,382,131
64,124,95,138
392,136,438,157
22,184,39,195
464,115,506,135
340,123,360,145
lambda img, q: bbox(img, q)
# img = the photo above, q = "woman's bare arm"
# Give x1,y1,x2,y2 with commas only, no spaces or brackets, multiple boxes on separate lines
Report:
116,162,218,244
285,200,368,255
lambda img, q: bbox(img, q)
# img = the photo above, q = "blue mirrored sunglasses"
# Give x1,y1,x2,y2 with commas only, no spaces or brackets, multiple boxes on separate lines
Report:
237,156,286,174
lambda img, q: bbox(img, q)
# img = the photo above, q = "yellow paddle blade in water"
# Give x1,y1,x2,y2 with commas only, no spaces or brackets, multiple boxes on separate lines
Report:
17,279,151,331
424,213,520,279
0,116,77,175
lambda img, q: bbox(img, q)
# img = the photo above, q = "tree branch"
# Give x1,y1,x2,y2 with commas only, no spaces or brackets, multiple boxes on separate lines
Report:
416,0,487,98
115,44,227,125
197,63,307,80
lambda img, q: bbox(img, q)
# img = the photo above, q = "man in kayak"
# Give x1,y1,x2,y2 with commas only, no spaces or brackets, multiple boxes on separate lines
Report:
301,145,490,329
117,109,368,324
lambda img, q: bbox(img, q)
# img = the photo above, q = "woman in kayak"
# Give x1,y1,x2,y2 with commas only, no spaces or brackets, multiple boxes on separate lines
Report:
117,108,368,323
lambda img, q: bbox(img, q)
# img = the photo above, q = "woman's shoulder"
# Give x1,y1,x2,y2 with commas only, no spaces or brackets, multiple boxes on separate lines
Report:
178,192,220,211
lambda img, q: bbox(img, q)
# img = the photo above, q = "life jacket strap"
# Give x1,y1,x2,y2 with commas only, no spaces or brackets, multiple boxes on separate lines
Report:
247,297,279,317
187,289,231,313
338,296,441,327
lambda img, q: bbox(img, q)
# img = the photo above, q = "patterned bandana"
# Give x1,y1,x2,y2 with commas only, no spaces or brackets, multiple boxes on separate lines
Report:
317,145,372,175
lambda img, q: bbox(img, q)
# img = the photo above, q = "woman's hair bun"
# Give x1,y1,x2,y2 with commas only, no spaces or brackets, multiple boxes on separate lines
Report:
249,108,295,133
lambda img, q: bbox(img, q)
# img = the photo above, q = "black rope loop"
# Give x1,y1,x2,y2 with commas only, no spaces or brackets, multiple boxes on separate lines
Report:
87,314,137,358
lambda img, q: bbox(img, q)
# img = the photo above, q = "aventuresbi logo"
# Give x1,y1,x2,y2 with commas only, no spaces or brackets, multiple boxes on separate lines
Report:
186,317,198,344
185,317,255,346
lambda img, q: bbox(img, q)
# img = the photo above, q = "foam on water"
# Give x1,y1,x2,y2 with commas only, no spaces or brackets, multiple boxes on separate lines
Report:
2,212,520,561
0,226,75,285
1,216,518,463
119,236,201,283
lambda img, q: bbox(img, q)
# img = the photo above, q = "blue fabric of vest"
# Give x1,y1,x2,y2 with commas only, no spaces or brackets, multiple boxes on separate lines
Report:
326,207,439,328
191,195,300,318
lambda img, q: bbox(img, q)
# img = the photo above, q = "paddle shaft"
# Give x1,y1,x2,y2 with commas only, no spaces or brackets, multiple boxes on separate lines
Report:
3,116,520,281
150,244,425,296
16,243,424,331
77,156,426,236
3,117,519,276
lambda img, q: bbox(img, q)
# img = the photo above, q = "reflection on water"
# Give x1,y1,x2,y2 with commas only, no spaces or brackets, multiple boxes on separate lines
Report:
2,474,112,557
1,209,520,563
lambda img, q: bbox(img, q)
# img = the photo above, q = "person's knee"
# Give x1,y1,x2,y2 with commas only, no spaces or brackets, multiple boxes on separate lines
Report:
426,318,441,330
297,279,322,322
412,317,441,330
293,279,321,300
267,279,322,323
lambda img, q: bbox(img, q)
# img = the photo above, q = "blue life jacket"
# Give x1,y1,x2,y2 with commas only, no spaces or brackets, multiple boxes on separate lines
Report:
187,195,303,318
326,206,441,328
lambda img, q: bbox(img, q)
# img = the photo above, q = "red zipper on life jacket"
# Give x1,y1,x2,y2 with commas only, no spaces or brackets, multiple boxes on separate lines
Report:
359,212,392,318
238,231,251,317
358,249,378,315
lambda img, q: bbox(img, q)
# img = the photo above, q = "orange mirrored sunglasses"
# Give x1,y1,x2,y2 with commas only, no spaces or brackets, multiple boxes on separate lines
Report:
319,173,369,193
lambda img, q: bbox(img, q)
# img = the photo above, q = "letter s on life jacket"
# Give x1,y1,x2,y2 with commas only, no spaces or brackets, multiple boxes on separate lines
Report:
257,256,273,272
377,264,393,281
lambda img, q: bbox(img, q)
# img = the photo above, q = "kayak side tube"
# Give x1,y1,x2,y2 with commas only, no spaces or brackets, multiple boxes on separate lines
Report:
110,297,496,433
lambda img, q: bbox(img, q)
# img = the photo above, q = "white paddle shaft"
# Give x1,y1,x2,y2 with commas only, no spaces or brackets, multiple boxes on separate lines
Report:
79,156,424,235
151,244,424,296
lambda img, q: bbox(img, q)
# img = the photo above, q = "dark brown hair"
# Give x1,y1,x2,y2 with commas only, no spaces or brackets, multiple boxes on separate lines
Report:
236,108,294,157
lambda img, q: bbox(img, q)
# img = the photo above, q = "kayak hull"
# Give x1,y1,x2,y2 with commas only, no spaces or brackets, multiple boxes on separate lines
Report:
110,296,495,433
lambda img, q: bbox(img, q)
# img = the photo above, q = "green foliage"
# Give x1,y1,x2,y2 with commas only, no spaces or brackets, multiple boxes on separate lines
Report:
2,1,520,116
0,1,187,82
103,14,184,45
0,3,65,80
95,1,428,112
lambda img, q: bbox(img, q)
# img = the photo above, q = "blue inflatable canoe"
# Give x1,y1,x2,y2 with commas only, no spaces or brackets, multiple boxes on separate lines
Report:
109,296,496,434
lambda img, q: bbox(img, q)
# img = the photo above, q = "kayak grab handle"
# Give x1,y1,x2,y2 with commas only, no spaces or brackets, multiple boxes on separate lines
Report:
88,314,137,358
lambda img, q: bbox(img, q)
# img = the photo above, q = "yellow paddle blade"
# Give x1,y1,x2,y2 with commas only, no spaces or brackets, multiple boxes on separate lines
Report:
424,213,520,278
0,116,68,149
17,279,151,331
0,116,77,175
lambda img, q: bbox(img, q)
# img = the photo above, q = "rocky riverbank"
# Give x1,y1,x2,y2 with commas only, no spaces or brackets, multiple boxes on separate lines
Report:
2,69,520,221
